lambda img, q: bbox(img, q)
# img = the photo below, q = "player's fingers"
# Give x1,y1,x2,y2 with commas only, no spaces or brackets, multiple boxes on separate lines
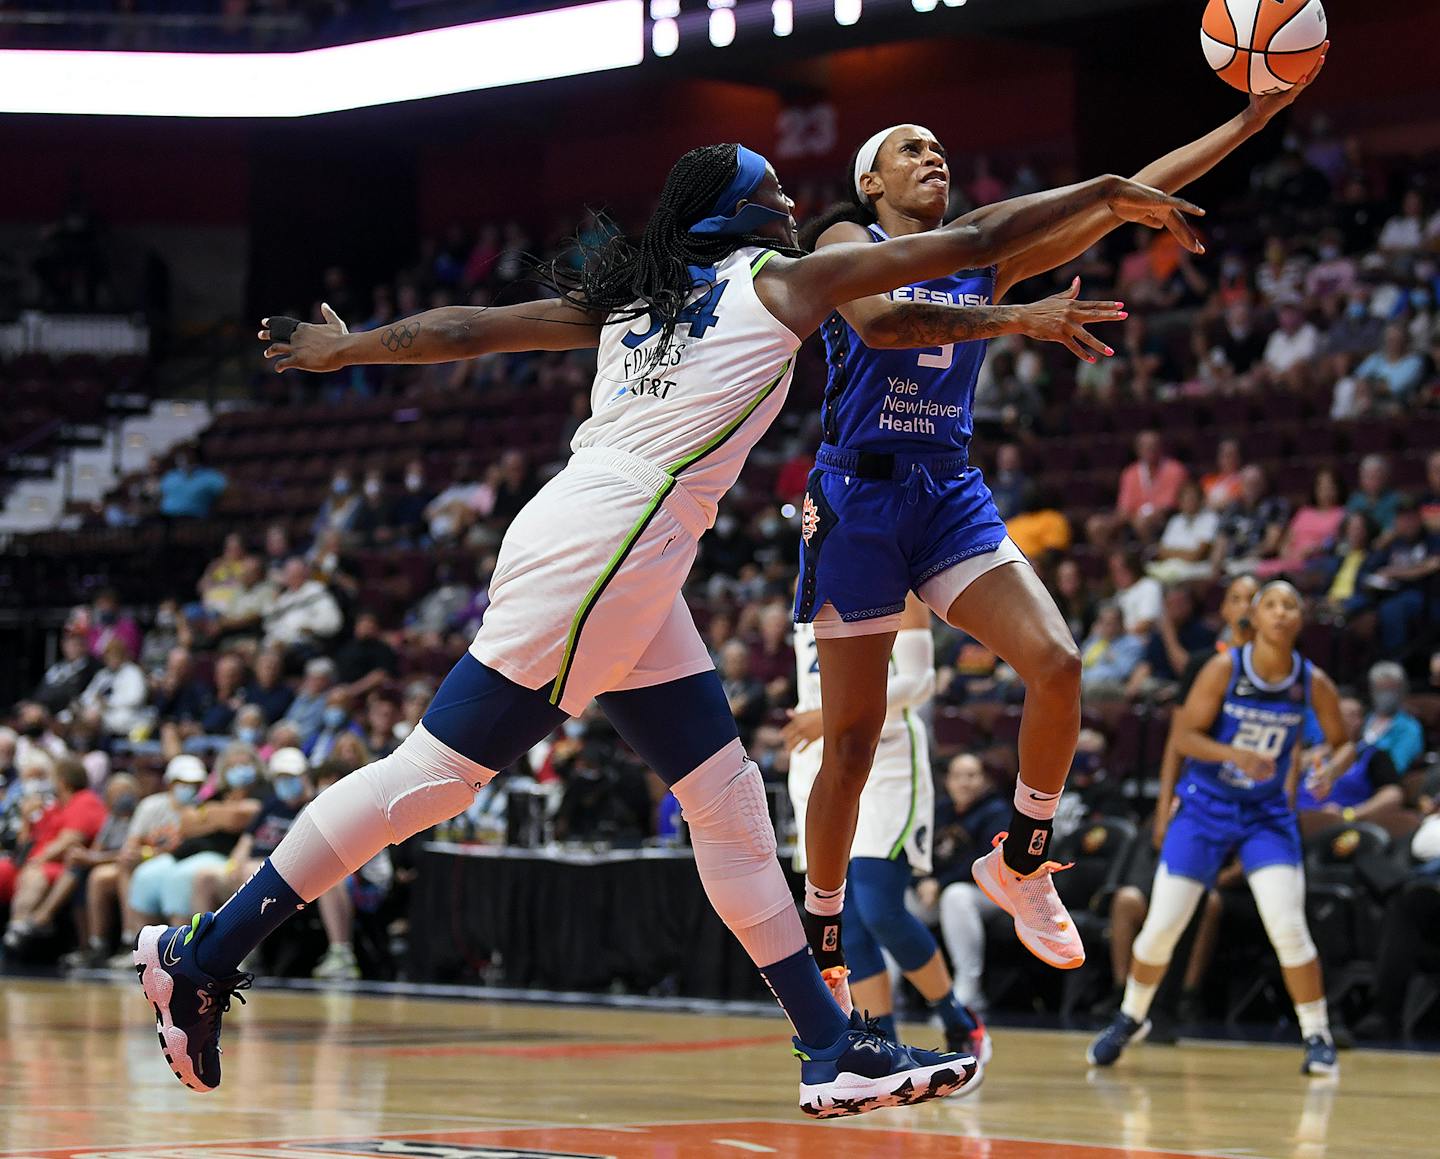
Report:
264,343,292,360
1164,210,1205,254
320,302,349,333
1059,333,1094,363
1075,301,1127,321
1061,276,1081,300
1071,324,1114,359
1305,42,1329,83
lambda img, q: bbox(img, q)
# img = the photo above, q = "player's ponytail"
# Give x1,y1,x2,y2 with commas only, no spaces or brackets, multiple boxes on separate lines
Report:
544,143,798,372
798,145,878,252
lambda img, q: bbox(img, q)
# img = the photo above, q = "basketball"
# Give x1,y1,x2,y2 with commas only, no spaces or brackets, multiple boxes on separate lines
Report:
1202,0,1328,94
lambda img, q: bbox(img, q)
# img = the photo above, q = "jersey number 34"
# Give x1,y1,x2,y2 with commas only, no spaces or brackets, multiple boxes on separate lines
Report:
622,280,730,349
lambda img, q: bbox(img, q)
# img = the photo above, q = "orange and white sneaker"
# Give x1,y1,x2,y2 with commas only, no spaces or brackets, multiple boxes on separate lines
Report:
971,833,1085,970
822,966,854,1016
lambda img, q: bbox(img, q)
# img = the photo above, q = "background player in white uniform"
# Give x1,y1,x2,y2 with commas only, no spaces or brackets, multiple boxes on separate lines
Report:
789,594,990,1061
131,141,1198,1116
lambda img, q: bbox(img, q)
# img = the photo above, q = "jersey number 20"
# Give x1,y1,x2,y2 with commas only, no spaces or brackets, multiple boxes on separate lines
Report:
1232,720,1287,758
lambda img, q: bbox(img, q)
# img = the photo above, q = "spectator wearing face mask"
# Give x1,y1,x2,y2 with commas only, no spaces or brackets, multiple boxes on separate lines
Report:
124,745,264,931
66,756,197,969
286,657,337,746
1362,662,1425,776
2,757,108,949
80,590,143,664
194,747,311,921
307,691,362,764
389,459,434,544
6,774,140,956
312,471,364,540
32,628,97,716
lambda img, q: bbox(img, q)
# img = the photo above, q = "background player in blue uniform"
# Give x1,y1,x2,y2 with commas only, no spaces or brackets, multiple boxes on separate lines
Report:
1089,582,1352,1076
792,52,1328,994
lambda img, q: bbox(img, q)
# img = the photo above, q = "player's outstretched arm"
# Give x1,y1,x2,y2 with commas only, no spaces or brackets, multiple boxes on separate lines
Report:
759,176,1201,338
259,298,604,373
816,226,1127,363
991,44,1328,301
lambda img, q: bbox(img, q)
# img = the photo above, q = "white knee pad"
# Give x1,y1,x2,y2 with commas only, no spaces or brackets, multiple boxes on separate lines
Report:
308,723,494,874
672,738,790,930
1131,866,1206,968
1249,864,1317,968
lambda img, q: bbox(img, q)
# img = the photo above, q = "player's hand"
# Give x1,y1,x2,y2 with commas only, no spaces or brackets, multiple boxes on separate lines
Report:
1248,41,1328,123
1106,178,1206,254
781,708,824,752
259,303,350,373
915,877,940,910
1305,758,1338,802
1230,749,1277,782
1018,278,1127,364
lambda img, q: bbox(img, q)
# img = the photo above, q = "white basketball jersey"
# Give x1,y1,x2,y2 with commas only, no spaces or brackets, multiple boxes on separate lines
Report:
573,246,799,524
793,621,916,746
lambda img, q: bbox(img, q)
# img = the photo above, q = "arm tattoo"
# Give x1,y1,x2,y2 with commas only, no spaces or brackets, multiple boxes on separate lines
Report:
879,303,1020,347
380,322,420,352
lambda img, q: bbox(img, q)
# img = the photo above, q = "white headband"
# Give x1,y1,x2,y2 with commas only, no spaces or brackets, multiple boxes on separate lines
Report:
853,125,905,203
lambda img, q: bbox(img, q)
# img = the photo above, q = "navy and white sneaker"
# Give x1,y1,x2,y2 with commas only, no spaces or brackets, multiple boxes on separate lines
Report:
1301,1034,1339,1077
1086,1012,1150,1067
795,1011,980,1118
134,914,252,1092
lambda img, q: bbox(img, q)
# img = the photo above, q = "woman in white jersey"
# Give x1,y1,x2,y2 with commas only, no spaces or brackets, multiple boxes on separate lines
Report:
789,593,991,1063
134,142,1199,1118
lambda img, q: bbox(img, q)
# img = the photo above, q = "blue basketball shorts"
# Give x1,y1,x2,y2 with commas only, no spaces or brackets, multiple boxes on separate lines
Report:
1160,777,1302,888
794,445,1009,628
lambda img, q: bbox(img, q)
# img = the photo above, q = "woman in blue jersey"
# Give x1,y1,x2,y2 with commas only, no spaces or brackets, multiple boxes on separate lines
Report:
792,54,1327,990
1088,581,1351,1076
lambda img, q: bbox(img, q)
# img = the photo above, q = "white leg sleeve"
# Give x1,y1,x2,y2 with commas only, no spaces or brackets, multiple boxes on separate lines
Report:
1131,865,1207,968
1248,863,1317,968
273,723,493,900
938,882,992,1008
672,738,805,967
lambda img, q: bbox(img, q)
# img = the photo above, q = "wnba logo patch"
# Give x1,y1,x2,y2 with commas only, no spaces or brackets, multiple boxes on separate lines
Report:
801,494,820,543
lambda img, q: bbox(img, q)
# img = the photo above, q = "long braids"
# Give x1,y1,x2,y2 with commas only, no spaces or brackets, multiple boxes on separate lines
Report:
545,143,798,371
798,144,877,253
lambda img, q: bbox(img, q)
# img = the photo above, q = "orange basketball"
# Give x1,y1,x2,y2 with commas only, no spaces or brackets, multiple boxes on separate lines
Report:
1201,0,1327,95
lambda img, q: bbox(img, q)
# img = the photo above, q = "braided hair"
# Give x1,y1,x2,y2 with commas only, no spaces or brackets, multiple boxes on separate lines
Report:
545,143,798,371
798,144,877,253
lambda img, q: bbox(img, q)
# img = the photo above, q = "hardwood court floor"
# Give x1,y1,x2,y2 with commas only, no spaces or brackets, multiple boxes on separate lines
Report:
2,977,1437,1159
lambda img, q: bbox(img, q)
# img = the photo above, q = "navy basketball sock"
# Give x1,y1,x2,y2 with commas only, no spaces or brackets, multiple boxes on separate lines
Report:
194,860,304,977
759,946,849,1049
930,991,977,1036
871,1012,898,1041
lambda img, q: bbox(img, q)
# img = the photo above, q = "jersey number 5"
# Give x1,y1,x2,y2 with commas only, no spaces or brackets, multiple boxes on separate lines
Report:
622,280,730,349
917,344,954,370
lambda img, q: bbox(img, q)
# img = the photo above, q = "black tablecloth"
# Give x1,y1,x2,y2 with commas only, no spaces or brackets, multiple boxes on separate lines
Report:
409,843,801,1000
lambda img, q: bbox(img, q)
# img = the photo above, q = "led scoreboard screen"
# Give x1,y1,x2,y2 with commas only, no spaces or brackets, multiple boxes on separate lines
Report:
646,0,970,57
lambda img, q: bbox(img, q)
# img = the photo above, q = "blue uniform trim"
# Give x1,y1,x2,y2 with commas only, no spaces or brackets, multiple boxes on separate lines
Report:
423,653,567,770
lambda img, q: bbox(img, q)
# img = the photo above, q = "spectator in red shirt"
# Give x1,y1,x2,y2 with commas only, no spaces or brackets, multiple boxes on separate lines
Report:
2,757,108,947
1087,430,1189,548
774,440,815,505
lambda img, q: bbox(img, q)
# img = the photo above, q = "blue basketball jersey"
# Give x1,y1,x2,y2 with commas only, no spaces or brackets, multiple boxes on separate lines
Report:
819,224,995,455
1181,645,1313,801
